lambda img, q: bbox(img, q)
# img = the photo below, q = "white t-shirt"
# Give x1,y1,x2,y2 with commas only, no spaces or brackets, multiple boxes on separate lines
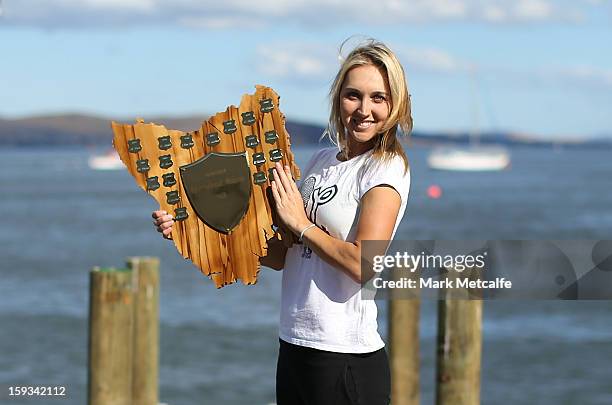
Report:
279,146,411,353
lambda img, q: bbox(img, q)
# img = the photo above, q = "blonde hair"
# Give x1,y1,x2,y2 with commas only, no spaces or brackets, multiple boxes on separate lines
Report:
326,38,412,171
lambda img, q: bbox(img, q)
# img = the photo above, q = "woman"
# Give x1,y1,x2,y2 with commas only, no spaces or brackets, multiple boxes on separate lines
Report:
153,39,412,405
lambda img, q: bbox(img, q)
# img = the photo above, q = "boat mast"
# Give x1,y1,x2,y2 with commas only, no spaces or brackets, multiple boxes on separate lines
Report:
469,65,480,147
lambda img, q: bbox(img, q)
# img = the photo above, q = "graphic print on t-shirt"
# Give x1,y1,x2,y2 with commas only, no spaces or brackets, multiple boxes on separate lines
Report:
300,176,338,225
299,176,337,259
300,176,316,207
309,185,337,223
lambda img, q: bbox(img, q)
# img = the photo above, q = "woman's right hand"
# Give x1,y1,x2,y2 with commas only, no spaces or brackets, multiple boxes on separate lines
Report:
152,210,174,240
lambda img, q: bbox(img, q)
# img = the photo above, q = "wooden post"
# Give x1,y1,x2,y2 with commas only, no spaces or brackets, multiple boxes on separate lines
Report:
435,268,482,405
128,257,160,405
387,252,421,405
389,298,420,405
88,267,134,405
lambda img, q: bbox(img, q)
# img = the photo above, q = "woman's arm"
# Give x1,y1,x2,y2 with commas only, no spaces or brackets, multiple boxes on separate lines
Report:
270,162,401,283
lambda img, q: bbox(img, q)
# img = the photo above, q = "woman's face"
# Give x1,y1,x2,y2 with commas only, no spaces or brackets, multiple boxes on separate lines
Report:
340,64,391,157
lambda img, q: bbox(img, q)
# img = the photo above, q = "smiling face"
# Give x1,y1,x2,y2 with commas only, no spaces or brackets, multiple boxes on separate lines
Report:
340,64,391,158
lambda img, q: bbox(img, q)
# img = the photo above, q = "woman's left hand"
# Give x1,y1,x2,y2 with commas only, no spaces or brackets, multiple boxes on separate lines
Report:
270,162,312,235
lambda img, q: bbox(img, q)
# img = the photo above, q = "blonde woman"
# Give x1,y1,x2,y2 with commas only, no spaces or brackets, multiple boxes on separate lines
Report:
153,39,412,405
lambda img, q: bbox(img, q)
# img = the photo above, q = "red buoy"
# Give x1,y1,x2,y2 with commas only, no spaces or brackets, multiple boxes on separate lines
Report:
427,184,442,199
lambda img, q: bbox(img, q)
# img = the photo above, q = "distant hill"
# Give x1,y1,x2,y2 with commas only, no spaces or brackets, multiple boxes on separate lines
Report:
0,113,610,149
0,113,330,148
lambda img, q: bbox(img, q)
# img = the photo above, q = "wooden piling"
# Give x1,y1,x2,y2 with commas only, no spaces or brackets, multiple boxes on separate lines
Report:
387,253,421,405
389,298,420,405
128,257,160,405
88,267,134,405
435,269,482,405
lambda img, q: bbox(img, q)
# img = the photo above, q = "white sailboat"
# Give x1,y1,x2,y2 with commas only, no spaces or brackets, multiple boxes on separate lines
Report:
427,69,510,172
88,150,124,170
427,146,510,171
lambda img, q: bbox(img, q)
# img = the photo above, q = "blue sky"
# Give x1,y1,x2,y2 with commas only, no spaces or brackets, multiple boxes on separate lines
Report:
1,0,611,139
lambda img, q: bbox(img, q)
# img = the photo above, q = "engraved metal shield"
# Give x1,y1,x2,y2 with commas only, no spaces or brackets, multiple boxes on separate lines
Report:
180,152,252,234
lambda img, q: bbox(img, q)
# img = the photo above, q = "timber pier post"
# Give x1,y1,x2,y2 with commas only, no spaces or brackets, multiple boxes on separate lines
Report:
87,257,160,405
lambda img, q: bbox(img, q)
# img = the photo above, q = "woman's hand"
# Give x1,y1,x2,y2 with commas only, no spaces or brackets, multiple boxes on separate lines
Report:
152,210,174,240
270,162,312,236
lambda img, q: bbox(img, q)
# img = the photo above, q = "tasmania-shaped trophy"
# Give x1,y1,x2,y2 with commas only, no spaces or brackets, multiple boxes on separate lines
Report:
111,86,300,288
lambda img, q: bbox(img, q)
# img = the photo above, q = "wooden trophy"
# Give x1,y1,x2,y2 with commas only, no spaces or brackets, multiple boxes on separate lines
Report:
112,85,300,288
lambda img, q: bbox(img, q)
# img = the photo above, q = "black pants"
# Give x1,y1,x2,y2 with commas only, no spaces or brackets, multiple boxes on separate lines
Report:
276,339,390,405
